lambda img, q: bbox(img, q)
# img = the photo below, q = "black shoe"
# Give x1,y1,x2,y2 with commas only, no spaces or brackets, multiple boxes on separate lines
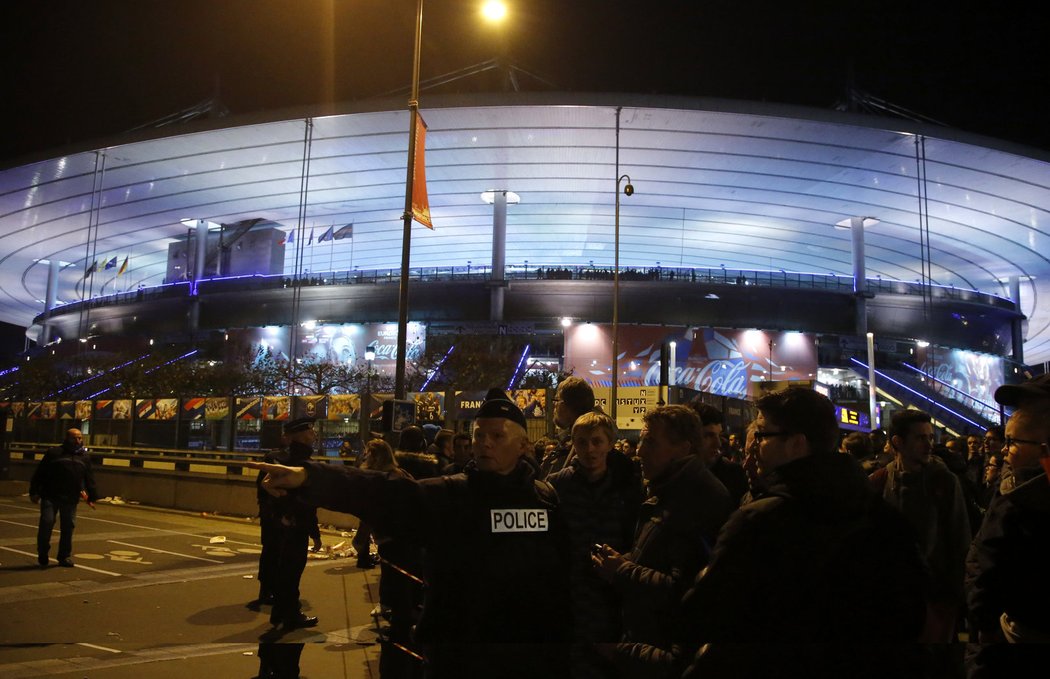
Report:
38,556,49,568
356,556,376,569
278,615,318,631
58,558,75,568
247,593,275,610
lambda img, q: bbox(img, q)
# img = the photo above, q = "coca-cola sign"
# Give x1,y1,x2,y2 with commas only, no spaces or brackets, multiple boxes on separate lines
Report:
564,325,816,399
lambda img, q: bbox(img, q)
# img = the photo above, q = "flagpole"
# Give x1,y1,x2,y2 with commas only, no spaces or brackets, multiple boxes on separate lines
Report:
395,0,424,400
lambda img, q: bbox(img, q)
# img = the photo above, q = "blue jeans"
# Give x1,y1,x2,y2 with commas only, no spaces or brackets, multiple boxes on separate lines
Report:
37,498,78,562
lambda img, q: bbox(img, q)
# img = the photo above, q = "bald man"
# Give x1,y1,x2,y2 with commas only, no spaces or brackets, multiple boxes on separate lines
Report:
29,428,98,568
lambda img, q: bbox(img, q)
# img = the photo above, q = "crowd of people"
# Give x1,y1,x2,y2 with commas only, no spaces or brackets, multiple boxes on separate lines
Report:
33,369,1045,679
245,371,1050,679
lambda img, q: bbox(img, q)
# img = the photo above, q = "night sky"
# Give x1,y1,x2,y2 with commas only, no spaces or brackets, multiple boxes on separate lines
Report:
3,0,1049,164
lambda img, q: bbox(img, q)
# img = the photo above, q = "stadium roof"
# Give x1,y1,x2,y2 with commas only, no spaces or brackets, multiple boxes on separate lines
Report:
2,92,1049,361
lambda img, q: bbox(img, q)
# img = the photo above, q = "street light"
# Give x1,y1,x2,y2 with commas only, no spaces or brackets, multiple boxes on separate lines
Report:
612,168,634,422
362,341,378,439
394,0,507,399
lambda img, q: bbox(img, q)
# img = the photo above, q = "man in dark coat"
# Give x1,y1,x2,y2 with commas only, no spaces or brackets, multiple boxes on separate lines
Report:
966,375,1050,675
541,376,596,477
254,417,322,631
30,428,98,568
249,390,571,679
675,387,928,679
592,405,733,676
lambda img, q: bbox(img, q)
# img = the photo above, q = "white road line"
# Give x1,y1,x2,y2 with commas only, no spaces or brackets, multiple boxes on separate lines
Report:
0,546,122,577
0,517,39,529
76,642,122,654
107,539,224,563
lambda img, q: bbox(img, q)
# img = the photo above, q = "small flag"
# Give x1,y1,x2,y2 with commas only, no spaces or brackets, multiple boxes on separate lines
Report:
83,261,98,278
317,225,335,243
307,227,315,245
104,256,118,270
411,113,433,229
333,223,354,240
118,256,129,275
285,229,294,245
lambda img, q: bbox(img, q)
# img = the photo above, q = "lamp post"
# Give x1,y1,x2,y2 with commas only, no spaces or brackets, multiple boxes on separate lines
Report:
362,341,377,439
394,1,506,399
613,170,634,422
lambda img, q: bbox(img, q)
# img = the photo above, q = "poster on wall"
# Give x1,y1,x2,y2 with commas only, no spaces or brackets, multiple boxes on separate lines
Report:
205,398,229,421
137,399,177,420
564,325,817,400
327,394,360,420
412,392,444,423
75,401,93,421
263,396,291,420
58,402,76,420
295,395,327,420
510,389,547,418
182,397,207,420
40,402,57,420
919,347,1003,422
26,402,42,419
235,397,262,420
231,322,426,379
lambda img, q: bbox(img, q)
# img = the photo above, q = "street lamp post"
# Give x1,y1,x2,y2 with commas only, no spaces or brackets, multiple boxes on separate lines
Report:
362,341,377,439
613,106,635,423
394,1,507,399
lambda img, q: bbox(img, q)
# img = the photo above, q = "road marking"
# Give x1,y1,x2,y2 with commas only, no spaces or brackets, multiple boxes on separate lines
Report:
107,539,224,563
0,517,39,529
77,642,122,654
0,546,122,576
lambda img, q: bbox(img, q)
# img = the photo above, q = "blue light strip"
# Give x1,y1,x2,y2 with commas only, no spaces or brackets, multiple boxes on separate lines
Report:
420,344,454,392
506,344,531,391
0,365,19,377
849,358,984,430
44,354,149,399
87,349,199,399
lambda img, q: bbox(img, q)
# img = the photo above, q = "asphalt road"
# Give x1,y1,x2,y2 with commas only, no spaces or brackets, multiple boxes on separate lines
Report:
0,495,389,678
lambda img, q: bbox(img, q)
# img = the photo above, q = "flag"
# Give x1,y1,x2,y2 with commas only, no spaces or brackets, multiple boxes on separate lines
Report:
411,113,433,229
333,223,354,240
317,225,335,243
83,261,98,278
118,256,129,275
307,227,314,245
104,256,118,270
284,229,294,245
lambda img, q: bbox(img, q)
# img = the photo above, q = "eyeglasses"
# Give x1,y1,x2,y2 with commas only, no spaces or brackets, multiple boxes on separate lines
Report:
1004,436,1046,448
753,430,794,441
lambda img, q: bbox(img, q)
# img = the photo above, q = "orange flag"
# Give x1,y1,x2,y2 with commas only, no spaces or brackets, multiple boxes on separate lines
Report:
411,113,433,229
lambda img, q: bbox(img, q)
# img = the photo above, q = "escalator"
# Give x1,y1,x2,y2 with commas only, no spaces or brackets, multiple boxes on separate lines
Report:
849,358,1001,434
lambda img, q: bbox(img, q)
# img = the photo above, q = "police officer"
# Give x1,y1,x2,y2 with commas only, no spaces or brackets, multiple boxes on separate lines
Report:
30,428,98,568
249,390,571,679
257,417,322,632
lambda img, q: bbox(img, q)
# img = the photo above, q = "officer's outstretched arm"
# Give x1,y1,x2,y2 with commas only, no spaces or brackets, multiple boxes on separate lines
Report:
244,461,307,497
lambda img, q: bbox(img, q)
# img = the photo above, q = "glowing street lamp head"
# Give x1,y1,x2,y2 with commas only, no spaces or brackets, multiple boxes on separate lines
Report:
481,1,508,22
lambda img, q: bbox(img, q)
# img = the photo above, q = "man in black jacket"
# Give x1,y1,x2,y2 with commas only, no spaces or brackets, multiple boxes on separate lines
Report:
256,417,322,631
249,390,571,679
30,428,98,568
676,387,928,678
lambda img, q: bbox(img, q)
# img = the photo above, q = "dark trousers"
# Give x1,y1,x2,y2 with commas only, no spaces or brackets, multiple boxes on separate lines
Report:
269,523,309,625
37,498,78,562
257,514,280,598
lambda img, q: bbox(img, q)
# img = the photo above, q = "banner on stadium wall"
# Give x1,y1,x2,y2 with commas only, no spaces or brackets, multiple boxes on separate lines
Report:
137,399,177,420
26,402,42,419
412,392,444,423
564,325,817,400
41,402,57,419
235,397,262,420
232,322,426,378
182,397,207,420
263,396,291,421
511,389,548,418
919,347,1003,422
205,398,229,421
75,401,92,421
113,400,132,420
327,394,360,420
57,401,75,420
295,396,326,420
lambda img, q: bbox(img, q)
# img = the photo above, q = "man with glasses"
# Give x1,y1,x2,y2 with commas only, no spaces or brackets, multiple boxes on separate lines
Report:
671,387,927,677
967,374,1050,655
541,376,597,477
875,409,970,643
